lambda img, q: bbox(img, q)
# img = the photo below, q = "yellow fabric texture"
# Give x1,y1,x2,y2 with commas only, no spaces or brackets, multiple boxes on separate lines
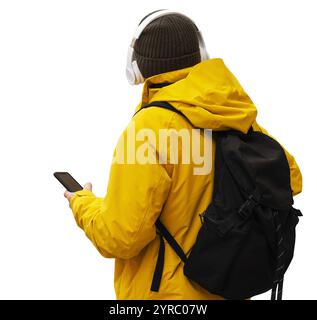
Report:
70,58,302,300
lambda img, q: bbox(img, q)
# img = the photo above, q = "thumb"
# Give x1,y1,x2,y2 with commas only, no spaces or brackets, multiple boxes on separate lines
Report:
83,182,92,191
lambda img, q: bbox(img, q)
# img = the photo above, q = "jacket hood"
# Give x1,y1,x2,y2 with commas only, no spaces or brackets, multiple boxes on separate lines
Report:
138,58,257,133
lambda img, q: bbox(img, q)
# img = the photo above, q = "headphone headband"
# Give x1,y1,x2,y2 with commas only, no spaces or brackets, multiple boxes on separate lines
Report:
133,10,183,40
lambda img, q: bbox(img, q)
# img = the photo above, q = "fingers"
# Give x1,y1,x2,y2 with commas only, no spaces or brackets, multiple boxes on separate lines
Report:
64,190,73,201
84,182,92,191
63,183,92,208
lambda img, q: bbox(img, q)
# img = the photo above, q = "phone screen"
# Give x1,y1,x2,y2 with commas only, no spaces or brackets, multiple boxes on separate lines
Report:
54,172,83,192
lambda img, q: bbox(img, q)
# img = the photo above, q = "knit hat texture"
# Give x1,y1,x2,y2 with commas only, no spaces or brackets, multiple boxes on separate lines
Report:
134,13,201,79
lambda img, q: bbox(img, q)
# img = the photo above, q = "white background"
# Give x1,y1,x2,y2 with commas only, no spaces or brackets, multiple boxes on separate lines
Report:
0,0,315,300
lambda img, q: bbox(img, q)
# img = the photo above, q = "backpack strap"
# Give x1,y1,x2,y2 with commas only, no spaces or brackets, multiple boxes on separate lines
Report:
156,220,187,263
271,207,302,300
151,220,187,292
150,233,165,292
133,101,190,292
134,101,196,128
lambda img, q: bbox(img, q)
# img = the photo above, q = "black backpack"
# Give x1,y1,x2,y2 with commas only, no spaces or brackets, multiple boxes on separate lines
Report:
136,101,302,300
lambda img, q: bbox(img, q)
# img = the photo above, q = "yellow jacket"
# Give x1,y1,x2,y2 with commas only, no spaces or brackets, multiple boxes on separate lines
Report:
70,58,302,300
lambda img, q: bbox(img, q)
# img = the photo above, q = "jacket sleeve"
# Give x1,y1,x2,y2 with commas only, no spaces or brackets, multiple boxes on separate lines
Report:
252,122,303,196
70,121,172,259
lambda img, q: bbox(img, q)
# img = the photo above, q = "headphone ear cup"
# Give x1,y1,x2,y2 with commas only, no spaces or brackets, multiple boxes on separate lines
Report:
199,47,209,61
132,60,144,85
197,31,209,61
126,64,136,85
126,46,137,84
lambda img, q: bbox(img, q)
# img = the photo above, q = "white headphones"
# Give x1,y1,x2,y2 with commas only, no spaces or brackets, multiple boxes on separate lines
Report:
126,9,209,85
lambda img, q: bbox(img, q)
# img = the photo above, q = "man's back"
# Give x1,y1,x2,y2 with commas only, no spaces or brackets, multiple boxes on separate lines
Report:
70,58,302,299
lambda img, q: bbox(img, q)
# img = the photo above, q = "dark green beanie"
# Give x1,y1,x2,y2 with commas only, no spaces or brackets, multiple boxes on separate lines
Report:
134,13,201,79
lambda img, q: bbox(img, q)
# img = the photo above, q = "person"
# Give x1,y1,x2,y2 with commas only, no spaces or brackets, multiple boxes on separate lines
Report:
63,10,302,300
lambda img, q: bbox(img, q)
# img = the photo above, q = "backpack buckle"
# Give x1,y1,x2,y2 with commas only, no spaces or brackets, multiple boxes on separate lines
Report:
238,194,258,220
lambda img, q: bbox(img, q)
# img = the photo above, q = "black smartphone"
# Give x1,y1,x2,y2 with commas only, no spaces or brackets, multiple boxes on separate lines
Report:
54,172,83,192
